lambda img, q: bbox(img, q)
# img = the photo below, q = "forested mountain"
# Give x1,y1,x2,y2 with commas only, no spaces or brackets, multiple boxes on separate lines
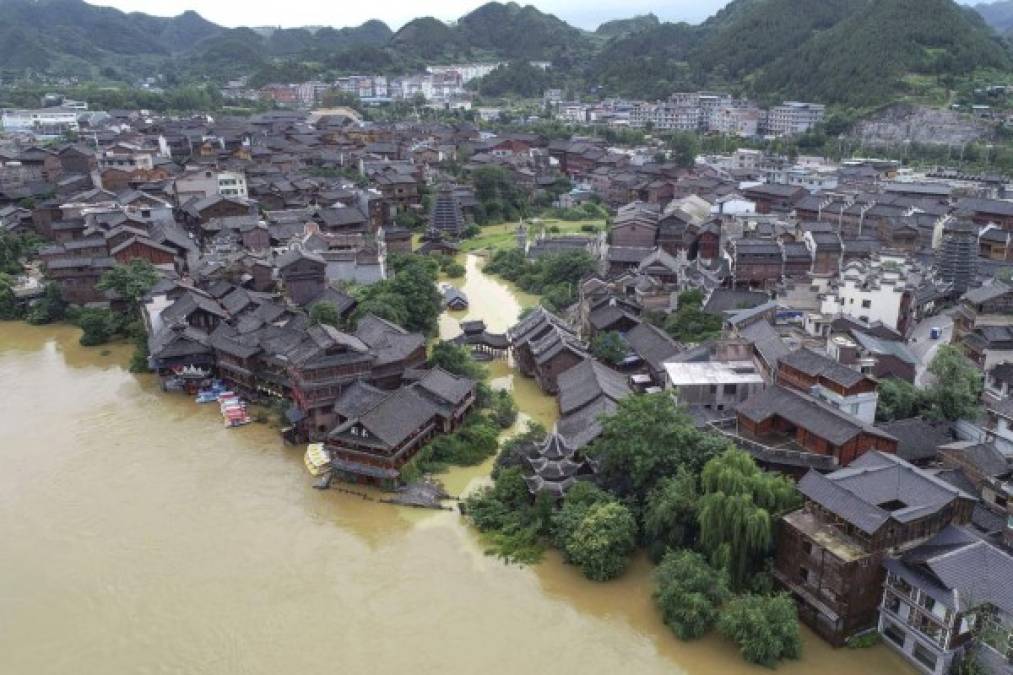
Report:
588,0,1010,106
588,22,704,99
974,1,1013,34
0,0,220,71
689,0,864,83
753,0,1010,106
594,14,660,38
1,0,1010,110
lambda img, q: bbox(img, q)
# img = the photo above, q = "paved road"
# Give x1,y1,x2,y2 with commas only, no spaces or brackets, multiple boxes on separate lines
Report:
909,312,954,387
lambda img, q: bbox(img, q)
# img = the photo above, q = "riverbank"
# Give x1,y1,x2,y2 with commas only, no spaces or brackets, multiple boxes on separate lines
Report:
0,257,916,675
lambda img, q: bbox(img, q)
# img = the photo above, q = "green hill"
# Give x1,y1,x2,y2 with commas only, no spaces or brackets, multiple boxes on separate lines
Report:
588,0,1010,106
0,0,222,74
689,0,864,83
595,14,660,38
974,1,1013,34
0,0,1009,111
588,23,703,99
754,0,1011,106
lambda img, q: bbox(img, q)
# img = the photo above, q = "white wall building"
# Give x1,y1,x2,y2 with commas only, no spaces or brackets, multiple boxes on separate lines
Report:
765,101,826,136
663,360,766,413
819,256,912,331
174,168,248,202
1,108,80,138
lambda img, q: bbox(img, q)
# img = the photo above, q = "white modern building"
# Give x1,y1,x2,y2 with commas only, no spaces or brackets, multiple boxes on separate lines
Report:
663,360,766,413
819,256,915,332
765,101,826,136
174,168,248,202
1,108,80,138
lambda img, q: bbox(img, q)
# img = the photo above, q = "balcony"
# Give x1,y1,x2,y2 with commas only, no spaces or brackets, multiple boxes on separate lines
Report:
709,418,837,471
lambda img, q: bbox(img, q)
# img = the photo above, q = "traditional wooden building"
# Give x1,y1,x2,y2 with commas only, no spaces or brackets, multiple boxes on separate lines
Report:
728,239,783,288
743,184,807,214
509,307,589,395
325,368,476,486
732,384,897,473
110,236,177,266
775,453,975,647
277,248,326,306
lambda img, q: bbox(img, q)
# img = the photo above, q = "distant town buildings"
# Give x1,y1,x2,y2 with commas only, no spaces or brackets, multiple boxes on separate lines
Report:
1,108,81,139
630,92,824,137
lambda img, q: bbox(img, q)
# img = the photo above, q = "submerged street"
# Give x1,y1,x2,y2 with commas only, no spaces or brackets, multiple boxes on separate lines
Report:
0,255,914,675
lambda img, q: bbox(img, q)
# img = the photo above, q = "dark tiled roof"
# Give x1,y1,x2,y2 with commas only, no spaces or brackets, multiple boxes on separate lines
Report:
414,367,475,408
703,289,769,315
556,359,631,416
876,418,952,463
588,303,638,332
607,246,654,264
739,319,789,369
779,347,867,388
354,314,425,366
333,381,389,419
885,526,1013,615
798,452,971,535
962,280,1011,305
941,441,1012,478
624,322,682,373
330,387,439,449
737,385,894,447
557,396,619,450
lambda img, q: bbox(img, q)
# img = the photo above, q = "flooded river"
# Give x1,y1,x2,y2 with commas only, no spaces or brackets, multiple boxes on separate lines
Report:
0,254,914,674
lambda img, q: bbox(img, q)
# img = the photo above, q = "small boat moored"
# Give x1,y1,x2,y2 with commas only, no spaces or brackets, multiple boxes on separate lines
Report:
304,443,331,476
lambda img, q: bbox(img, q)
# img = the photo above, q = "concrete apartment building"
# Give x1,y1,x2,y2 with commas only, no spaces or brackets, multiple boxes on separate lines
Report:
880,527,1013,675
765,101,826,136
1,107,80,138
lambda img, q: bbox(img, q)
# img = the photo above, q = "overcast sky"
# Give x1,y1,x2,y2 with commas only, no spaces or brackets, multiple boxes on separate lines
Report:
87,0,736,30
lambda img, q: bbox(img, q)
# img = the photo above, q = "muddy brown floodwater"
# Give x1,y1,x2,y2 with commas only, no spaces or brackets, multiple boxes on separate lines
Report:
0,254,914,674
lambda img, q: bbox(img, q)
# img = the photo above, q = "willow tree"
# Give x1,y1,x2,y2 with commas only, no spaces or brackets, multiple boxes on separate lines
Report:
697,449,799,590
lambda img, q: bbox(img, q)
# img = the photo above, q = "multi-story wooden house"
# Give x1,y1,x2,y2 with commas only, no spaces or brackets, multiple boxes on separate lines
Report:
731,383,896,474
509,307,589,395
775,453,975,646
325,368,476,486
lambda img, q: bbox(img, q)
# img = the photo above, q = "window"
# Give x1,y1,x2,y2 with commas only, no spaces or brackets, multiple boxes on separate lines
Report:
862,299,871,309
802,541,813,555
883,622,906,647
912,642,938,671
799,566,811,584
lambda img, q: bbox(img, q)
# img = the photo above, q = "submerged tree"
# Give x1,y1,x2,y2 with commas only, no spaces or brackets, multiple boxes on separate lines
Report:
654,550,730,640
643,468,700,560
697,449,799,590
97,259,159,306
561,500,638,582
589,393,728,499
717,593,801,667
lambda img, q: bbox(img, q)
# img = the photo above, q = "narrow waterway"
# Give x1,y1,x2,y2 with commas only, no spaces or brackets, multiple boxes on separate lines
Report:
0,254,914,675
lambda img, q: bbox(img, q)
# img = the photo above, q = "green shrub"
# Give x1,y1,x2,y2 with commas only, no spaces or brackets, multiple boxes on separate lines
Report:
717,593,801,667
654,550,730,640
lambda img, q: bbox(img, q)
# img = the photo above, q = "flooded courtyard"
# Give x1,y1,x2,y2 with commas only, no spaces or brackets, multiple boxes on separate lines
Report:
0,254,914,674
